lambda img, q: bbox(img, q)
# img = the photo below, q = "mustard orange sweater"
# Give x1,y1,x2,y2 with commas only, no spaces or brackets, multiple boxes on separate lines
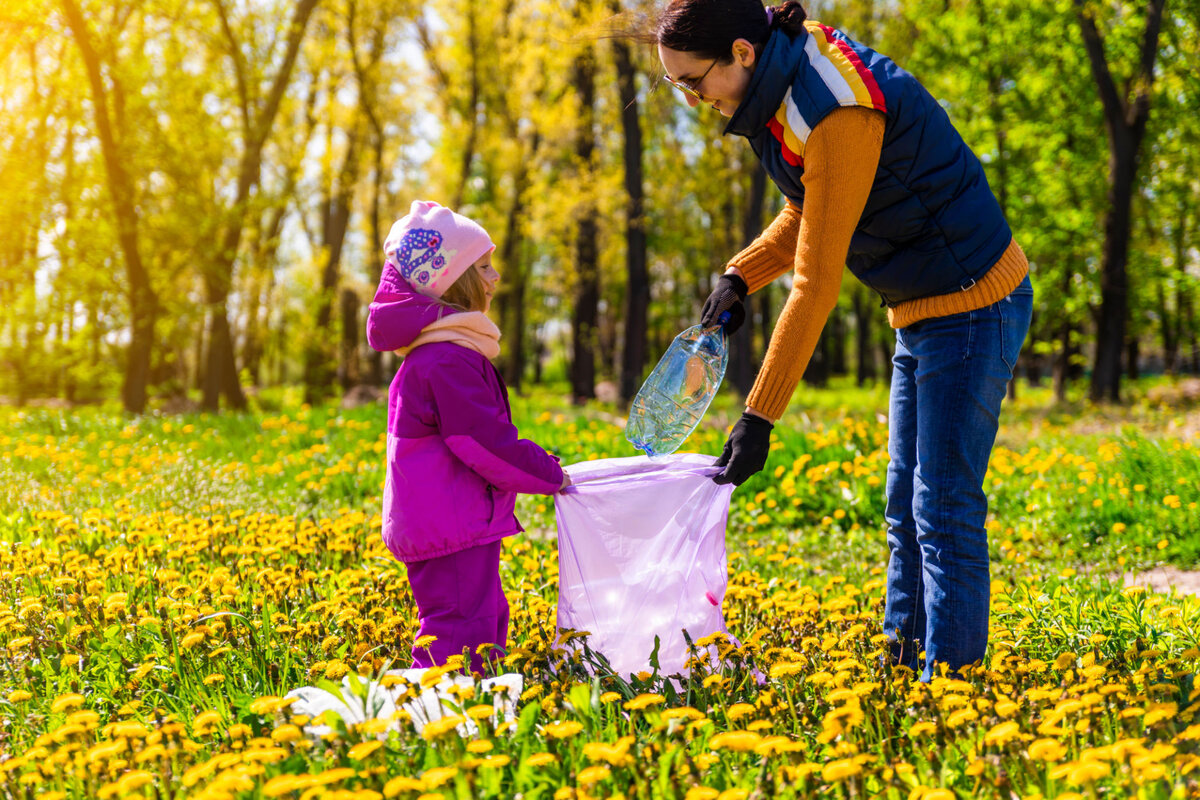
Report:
725,106,1029,421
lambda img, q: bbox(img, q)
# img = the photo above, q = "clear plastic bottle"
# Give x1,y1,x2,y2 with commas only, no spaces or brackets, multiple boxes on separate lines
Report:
625,322,728,457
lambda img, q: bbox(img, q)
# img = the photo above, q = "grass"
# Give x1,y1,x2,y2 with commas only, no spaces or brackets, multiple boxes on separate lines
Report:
0,376,1197,799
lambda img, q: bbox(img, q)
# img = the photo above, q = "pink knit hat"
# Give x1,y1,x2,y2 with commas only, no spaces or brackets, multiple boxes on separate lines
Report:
384,200,496,298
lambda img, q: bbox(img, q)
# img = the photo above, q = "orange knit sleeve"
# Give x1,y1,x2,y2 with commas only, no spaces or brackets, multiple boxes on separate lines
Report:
746,106,885,421
725,200,803,293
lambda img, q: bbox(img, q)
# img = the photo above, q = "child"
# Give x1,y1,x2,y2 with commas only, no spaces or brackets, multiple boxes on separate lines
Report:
366,200,568,676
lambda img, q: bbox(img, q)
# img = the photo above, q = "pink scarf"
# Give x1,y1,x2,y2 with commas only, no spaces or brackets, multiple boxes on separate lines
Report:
397,311,501,360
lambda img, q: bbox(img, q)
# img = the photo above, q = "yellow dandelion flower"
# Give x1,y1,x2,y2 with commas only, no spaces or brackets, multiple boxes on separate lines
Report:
193,710,222,731
7,691,32,703
180,631,206,650
314,767,356,784
116,771,155,793
583,736,636,766
946,707,978,728
85,740,126,764
248,696,283,715
422,715,466,740
709,731,763,752
109,721,149,739
1028,738,1067,762
684,789,719,800
543,720,584,739
262,775,307,797
821,757,862,782
983,721,1020,747
908,721,937,737
755,736,805,756
524,752,558,768
348,740,384,760
271,724,303,743
599,692,622,704
577,765,611,785
769,661,805,679
623,693,665,711
717,790,748,800
51,694,85,714
727,703,756,721
1067,760,1110,785
663,707,705,722
382,776,425,797
466,704,495,722
1145,703,1178,726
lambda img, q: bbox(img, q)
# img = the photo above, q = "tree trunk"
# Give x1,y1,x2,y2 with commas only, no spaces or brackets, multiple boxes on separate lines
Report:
1076,0,1165,403
853,289,875,386
829,305,847,376
1053,320,1072,402
497,135,537,390
731,163,768,398
1026,334,1043,387
305,124,361,404
453,4,480,208
570,44,598,404
204,0,320,412
338,288,360,390
61,0,159,414
803,332,830,387
350,9,388,388
364,132,386,387
1125,336,1140,382
613,23,649,405
878,333,892,387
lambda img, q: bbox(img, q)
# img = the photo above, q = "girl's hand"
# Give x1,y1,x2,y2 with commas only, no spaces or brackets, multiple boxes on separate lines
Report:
559,472,573,492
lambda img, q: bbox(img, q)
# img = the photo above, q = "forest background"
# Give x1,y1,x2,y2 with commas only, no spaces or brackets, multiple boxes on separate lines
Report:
1,0,1198,415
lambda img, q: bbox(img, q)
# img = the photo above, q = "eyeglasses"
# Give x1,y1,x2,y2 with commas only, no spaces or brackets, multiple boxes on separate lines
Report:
663,57,719,101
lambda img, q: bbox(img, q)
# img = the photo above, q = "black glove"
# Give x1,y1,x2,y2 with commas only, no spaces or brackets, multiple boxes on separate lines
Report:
713,412,773,486
700,273,748,334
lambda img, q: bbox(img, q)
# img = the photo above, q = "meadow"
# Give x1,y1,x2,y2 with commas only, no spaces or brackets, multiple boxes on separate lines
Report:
1,378,1198,799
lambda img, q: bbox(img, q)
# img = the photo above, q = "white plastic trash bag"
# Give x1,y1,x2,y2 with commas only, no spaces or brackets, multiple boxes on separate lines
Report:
286,669,523,737
554,453,735,677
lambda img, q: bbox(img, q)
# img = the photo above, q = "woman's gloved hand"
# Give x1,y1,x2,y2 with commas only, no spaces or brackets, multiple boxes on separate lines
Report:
700,273,748,334
713,411,773,486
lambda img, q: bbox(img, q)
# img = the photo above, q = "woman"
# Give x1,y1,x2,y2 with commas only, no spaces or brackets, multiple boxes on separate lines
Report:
656,0,1033,681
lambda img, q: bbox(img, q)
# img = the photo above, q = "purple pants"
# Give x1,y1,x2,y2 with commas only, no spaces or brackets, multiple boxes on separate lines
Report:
406,540,509,675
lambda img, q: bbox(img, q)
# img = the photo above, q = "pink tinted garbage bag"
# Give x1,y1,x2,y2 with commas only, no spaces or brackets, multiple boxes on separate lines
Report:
554,453,736,677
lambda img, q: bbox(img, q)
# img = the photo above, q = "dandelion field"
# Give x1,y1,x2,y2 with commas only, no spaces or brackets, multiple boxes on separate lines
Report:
2,382,1199,800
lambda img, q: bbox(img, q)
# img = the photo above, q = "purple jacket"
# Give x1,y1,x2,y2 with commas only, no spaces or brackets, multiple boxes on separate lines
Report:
367,266,563,563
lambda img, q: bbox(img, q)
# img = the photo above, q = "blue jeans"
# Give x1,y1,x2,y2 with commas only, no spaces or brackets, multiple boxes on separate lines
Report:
882,275,1032,681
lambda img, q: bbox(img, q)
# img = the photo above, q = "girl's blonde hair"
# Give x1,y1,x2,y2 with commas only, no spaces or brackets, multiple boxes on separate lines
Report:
439,262,490,312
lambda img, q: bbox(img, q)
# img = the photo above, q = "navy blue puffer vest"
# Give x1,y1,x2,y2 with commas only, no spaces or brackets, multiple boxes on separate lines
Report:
723,23,1012,306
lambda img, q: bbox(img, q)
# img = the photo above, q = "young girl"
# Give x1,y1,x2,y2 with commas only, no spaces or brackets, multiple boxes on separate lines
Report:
366,200,568,675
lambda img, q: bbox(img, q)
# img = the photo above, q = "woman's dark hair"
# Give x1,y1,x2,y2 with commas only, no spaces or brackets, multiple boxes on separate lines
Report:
655,0,807,60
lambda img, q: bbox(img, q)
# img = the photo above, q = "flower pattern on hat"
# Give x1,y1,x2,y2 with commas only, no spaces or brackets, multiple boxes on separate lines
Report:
393,229,450,288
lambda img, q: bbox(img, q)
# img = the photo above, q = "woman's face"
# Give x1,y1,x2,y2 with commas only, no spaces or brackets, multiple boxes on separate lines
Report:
658,39,757,117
